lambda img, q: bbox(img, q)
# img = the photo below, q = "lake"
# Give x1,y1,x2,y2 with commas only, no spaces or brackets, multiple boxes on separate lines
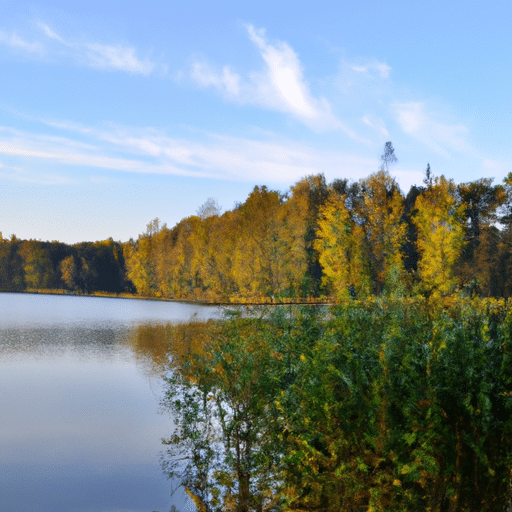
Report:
0,292,219,512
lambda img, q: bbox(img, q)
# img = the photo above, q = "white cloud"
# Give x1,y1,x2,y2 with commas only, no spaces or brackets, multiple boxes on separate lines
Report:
0,115,437,193
0,20,162,76
362,115,389,138
0,30,44,54
351,60,391,79
89,125,379,183
85,43,156,75
0,119,382,186
0,158,76,184
37,21,64,43
393,101,470,156
246,24,318,119
191,62,241,96
0,136,205,178
0,169,76,185
190,24,341,132
335,57,392,100
40,119,94,135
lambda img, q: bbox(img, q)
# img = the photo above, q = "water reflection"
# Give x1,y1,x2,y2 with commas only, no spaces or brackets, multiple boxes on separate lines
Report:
0,293,219,512
129,321,217,374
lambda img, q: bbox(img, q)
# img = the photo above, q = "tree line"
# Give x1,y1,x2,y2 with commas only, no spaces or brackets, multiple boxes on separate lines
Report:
2,143,512,301
0,236,132,294
123,149,512,301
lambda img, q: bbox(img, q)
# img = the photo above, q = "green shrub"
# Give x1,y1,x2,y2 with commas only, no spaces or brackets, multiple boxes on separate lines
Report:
160,299,512,511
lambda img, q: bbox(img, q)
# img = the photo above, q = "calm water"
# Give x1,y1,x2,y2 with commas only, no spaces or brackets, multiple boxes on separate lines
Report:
0,293,219,512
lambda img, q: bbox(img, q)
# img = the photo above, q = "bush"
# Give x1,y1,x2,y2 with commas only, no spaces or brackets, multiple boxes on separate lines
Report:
159,299,512,511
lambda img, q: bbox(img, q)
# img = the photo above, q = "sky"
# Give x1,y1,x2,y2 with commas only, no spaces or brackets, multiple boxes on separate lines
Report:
1,0,511,244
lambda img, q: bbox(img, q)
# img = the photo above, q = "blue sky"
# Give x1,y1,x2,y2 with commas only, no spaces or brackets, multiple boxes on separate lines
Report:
1,0,511,243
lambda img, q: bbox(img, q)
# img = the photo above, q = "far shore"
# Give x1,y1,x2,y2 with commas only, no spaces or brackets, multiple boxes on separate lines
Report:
1,288,333,307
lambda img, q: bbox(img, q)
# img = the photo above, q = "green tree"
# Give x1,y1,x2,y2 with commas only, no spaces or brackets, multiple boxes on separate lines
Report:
380,140,398,172
124,219,161,296
197,197,222,220
287,174,329,297
495,173,512,297
0,235,25,291
358,170,407,295
275,301,512,511
456,179,505,294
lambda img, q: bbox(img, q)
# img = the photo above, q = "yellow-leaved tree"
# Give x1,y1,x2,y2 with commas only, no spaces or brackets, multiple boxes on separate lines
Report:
124,218,161,296
287,174,330,297
231,186,286,298
357,170,407,295
314,192,370,299
315,170,406,299
413,175,466,297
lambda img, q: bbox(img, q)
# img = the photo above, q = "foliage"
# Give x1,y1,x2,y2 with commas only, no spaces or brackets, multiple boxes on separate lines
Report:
158,299,512,511
315,170,406,298
0,236,130,294
118,148,508,303
0,235,25,291
314,193,370,298
413,176,466,297
160,313,284,511
456,179,506,295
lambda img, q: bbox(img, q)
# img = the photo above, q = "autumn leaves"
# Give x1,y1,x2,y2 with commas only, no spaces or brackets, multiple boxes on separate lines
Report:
316,172,472,300
124,165,503,302
315,170,407,299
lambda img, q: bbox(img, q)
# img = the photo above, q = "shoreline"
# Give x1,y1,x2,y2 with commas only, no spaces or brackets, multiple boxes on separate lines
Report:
0,288,333,307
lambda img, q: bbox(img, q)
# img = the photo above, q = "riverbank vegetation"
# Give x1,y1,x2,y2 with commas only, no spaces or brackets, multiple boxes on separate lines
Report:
131,298,512,511
3,144,512,303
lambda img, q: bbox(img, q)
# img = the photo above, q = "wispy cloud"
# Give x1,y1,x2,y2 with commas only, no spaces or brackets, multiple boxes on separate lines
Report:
36,21,64,43
0,30,44,54
335,57,392,98
245,24,327,121
84,43,157,75
362,115,389,138
0,20,163,76
393,101,470,156
0,132,206,179
192,62,241,96
191,24,342,132
0,119,384,186
350,60,391,79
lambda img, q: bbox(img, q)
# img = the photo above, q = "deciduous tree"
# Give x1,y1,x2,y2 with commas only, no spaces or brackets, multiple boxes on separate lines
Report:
413,176,466,297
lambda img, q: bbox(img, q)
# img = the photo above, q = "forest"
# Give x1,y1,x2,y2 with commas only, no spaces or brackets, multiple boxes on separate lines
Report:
2,145,512,303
